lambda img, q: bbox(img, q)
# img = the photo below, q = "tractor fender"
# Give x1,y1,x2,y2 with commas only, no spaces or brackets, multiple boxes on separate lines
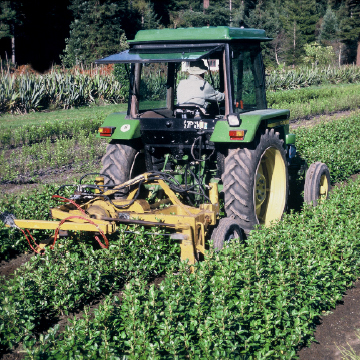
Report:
210,108,291,143
96,112,141,140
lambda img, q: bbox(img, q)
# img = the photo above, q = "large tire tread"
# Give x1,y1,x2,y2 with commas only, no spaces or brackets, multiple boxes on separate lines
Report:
212,217,244,251
100,143,138,187
222,128,288,235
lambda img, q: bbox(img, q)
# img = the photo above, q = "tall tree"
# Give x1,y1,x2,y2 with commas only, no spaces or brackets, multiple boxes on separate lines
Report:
207,3,231,26
319,7,342,65
0,1,19,63
246,0,287,66
62,0,126,67
281,0,318,65
297,0,318,44
340,0,360,65
169,0,230,28
133,1,161,29
319,7,339,42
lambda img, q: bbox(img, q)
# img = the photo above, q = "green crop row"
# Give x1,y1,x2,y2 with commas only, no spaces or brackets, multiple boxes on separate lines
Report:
0,115,104,149
0,185,77,260
0,72,126,114
1,64,359,114
23,175,360,359
0,130,107,183
268,84,360,120
1,81,358,151
0,226,179,352
295,112,360,183
268,83,360,107
266,65,360,91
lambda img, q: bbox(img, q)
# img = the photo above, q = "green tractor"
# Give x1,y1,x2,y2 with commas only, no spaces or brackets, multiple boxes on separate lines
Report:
95,26,330,242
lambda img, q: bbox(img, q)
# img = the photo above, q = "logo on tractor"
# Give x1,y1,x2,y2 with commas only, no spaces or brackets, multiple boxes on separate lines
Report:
121,124,131,132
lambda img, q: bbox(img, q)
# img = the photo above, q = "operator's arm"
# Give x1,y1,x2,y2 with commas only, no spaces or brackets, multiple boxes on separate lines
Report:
203,82,225,102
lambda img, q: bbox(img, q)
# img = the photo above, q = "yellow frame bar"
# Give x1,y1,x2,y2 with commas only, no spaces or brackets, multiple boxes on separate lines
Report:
13,219,114,233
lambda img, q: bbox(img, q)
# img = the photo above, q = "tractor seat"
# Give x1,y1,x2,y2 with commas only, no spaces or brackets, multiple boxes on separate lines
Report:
174,104,207,119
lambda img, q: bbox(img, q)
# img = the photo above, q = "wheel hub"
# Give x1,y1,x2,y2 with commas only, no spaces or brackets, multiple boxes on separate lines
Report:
256,172,267,206
319,174,328,198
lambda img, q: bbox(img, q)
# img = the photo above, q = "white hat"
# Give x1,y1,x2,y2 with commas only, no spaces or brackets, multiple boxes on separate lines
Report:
188,60,208,75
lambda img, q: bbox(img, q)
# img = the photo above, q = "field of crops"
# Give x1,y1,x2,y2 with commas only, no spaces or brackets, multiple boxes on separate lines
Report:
0,82,359,187
1,64,360,114
1,80,360,358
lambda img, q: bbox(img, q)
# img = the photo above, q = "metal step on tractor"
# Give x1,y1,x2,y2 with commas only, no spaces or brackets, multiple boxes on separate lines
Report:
1,26,331,265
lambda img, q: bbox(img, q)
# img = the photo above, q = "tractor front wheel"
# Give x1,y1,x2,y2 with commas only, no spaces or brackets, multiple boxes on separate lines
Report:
304,162,331,206
222,128,288,235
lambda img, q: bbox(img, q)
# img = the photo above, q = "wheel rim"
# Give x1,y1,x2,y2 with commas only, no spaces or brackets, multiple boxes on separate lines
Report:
319,173,329,199
225,229,240,242
255,147,286,226
256,172,267,207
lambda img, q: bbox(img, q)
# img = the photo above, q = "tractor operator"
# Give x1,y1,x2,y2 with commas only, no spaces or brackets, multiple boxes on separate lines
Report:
177,60,224,111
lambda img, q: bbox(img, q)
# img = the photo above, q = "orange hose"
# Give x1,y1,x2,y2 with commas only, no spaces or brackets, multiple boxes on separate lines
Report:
51,215,109,249
51,195,87,216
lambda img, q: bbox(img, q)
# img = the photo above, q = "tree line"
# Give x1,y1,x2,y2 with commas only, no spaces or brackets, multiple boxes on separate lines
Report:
0,0,359,70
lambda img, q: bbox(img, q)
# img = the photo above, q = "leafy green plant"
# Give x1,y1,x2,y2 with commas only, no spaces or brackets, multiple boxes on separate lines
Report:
26,176,360,359
1,63,359,115
0,225,179,352
0,130,107,182
268,83,360,120
295,112,360,183
0,185,73,259
302,42,336,67
0,71,125,114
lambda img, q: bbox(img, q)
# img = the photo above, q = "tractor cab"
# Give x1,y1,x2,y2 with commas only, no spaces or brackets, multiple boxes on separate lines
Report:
96,26,270,142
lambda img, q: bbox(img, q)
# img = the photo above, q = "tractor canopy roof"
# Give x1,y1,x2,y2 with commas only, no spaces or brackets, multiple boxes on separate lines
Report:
130,26,270,43
95,26,271,64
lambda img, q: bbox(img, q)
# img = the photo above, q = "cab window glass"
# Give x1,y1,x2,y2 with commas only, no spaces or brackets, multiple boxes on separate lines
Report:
139,63,168,111
231,45,266,113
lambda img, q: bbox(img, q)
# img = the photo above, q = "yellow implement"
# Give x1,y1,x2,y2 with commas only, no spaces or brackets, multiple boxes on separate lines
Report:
1,173,220,265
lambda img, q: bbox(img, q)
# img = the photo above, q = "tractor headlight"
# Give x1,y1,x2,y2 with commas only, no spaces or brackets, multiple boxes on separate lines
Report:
227,113,240,127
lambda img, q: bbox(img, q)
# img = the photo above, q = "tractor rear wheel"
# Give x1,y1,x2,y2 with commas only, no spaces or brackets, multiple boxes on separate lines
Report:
222,128,288,235
212,217,244,251
100,142,145,196
304,162,331,206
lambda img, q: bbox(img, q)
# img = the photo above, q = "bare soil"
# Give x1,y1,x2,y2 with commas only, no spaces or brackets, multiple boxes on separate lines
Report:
1,109,360,359
298,279,360,360
0,161,101,197
0,252,34,279
290,109,360,130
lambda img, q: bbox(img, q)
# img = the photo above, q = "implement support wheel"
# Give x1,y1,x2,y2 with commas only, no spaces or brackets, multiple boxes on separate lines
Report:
304,162,331,206
212,217,244,251
222,128,288,235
